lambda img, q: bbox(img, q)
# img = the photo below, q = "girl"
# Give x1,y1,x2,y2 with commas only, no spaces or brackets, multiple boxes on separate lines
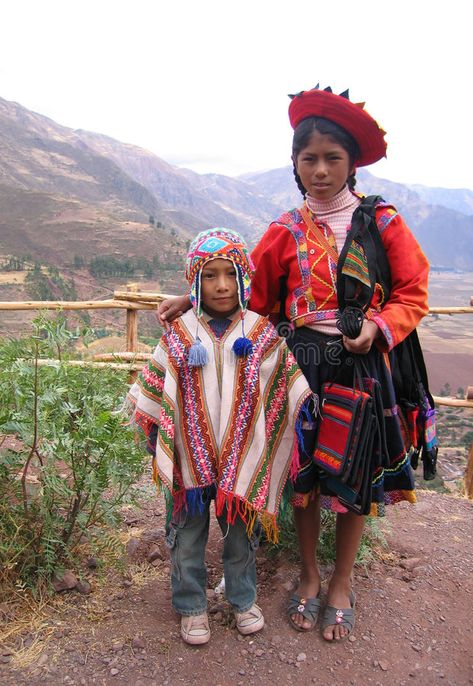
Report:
158,86,429,642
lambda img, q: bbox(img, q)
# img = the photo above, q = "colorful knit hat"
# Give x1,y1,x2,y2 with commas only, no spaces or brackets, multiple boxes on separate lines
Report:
288,85,387,167
185,228,255,366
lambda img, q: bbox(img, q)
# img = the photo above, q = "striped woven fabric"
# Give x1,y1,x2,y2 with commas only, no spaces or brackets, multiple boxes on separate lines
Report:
341,239,371,289
126,309,312,542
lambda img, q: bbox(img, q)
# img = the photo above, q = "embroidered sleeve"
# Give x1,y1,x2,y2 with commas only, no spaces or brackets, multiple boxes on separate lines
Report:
249,223,288,319
370,212,429,351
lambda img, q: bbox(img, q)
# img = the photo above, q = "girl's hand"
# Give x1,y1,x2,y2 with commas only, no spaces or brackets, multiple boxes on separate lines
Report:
157,295,191,325
342,320,379,355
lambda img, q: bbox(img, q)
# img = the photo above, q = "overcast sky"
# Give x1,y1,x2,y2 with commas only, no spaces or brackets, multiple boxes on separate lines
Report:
1,0,471,190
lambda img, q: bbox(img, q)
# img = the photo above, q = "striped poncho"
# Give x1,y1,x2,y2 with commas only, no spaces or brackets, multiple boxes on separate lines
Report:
127,309,312,542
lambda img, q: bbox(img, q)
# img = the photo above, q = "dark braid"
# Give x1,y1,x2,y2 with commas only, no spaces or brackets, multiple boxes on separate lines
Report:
292,117,360,196
292,164,307,198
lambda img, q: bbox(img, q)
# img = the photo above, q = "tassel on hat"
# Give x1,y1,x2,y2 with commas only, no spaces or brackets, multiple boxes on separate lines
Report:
232,281,253,358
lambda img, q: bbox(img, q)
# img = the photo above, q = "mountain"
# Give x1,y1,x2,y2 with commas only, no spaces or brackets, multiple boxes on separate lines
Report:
411,185,473,216
0,95,472,271
75,130,280,240
0,97,276,267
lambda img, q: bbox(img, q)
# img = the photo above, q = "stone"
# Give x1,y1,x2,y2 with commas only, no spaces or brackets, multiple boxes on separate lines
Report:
296,652,307,662
76,580,92,595
379,660,389,671
86,557,98,569
110,668,119,676
147,547,164,563
141,528,165,542
132,636,146,650
399,557,422,571
126,537,140,557
52,570,78,592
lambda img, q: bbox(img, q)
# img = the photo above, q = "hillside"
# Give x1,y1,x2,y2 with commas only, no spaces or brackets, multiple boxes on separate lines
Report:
1,95,473,272
75,129,279,241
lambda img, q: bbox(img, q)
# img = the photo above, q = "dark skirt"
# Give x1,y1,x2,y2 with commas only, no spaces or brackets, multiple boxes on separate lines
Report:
286,327,415,517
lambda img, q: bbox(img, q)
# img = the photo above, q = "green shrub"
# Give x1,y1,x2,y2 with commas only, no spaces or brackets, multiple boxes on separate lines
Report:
0,317,145,596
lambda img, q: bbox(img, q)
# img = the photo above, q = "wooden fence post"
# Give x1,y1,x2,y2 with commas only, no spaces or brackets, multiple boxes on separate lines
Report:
465,441,473,499
125,283,139,383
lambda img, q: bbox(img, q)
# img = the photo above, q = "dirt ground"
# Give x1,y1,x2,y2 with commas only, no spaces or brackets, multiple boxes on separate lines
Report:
1,487,472,686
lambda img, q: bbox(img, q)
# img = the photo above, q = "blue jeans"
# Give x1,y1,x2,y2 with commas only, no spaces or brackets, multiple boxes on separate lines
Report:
165,494,260,617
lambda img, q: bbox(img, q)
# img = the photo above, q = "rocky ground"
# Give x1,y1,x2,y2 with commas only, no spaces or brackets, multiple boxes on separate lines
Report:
1,483,472,686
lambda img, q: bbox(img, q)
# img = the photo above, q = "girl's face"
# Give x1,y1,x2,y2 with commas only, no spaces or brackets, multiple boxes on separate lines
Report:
293,130,354,201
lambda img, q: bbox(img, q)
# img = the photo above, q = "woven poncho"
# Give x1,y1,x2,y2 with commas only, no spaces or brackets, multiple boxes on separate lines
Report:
127,309,312,542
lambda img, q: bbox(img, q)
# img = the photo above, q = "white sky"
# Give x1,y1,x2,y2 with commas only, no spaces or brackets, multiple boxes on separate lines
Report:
1,0,472,190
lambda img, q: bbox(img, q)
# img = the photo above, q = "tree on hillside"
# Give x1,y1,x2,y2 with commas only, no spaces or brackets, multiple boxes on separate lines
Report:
440,382,452,397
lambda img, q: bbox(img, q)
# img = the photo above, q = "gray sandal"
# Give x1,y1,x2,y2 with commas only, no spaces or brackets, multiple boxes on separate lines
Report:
287,593,322,632
321,591,356,642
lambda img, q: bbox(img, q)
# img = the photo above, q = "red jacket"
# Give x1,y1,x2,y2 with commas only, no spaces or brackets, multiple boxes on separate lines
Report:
249,202,429,352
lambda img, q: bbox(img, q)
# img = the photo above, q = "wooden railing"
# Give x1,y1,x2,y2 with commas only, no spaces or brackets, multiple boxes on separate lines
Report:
1,289,473,495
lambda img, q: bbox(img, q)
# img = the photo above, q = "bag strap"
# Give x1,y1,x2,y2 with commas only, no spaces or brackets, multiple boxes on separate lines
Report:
299,205,339,264
337,195,382,312
360,196,392,302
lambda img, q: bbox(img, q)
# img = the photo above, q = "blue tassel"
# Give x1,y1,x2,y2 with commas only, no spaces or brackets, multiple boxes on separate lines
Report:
232,336,253,357
186,487,206,516
188,337,208,367
295,397,317,458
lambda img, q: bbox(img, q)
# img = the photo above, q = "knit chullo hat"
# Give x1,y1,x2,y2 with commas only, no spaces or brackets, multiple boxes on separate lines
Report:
288,85,387,167
185,228,255,366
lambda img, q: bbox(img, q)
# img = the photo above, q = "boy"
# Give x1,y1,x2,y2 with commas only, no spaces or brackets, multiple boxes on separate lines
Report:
127,228,312,645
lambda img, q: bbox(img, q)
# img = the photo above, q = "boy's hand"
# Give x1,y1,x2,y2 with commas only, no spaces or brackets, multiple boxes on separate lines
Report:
157,295,191,325
342,320,379,355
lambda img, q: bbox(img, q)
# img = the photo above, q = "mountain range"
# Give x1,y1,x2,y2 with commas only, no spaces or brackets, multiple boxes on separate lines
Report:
1,95,472,271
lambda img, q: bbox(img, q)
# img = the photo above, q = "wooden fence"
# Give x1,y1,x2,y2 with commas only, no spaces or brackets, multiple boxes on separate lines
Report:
1,288,473,495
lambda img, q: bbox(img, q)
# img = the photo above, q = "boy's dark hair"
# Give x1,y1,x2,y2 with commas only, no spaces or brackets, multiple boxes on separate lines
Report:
291,116,360,197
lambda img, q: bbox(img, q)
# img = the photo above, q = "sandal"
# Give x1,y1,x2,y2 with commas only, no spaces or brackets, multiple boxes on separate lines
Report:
321,591,356,642
287,593,322,632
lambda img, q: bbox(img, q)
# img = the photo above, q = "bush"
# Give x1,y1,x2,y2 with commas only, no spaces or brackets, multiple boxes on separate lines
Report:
0,317,146,596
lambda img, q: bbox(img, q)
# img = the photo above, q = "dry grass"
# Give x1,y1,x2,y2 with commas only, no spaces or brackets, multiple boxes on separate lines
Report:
0,271,28,285
0,590,63,668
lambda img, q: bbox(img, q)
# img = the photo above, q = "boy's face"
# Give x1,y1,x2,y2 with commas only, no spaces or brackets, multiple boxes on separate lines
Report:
200,258,239,318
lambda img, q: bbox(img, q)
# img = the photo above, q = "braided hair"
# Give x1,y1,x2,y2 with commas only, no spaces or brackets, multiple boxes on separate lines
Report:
292,117,360,198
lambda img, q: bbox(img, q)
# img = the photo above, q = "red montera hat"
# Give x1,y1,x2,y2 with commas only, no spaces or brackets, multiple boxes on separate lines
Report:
288,86,387,167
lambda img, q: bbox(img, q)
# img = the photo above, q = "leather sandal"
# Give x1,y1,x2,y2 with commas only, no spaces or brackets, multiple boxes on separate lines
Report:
287,593,322,632
321,591,356,642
